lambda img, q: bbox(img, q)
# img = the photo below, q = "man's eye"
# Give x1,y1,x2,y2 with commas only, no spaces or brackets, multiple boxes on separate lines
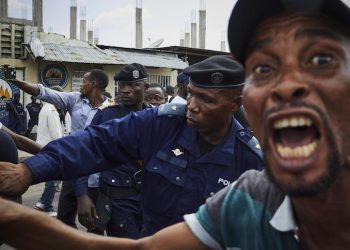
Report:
253,64,271,74
311,54,333,66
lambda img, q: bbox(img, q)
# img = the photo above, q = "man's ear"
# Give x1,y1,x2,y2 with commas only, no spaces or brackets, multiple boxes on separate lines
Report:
232,95,242,112
229,87,243,112
144,82,149,90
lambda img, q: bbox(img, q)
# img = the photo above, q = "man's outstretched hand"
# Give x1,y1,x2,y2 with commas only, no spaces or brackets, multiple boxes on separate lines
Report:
0,162,33,199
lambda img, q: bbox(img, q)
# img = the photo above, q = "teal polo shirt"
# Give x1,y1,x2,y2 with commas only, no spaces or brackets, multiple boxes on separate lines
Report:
184,170,299,250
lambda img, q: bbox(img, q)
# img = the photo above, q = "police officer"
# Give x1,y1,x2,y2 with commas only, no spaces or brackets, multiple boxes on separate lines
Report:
7,94,25,134
25,96,42,136
75,63,150,238
0,55,264,236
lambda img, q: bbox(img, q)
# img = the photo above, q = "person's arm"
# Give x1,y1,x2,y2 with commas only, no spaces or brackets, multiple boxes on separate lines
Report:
7,79,40,96
0,108,156,198
10,79,76,112
73,176,97,230
0,197,208,250
77,194,98,231
1,123,42,154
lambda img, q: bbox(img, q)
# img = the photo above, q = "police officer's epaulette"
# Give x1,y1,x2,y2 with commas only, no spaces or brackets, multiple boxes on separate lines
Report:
99,101,118,111
157,103,187,117
237,127,263,159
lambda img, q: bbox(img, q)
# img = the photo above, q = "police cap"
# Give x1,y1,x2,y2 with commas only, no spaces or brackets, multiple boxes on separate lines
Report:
177,72,189,85
183,55,245,88
114,63,148,83
228,0,350,64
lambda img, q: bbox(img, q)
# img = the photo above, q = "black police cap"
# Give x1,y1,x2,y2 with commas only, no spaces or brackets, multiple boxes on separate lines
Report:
228,0,350,64
114,63,148,83
183,55,245,88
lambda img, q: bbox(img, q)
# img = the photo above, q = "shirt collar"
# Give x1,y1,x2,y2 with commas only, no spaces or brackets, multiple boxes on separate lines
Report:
269,195,297,232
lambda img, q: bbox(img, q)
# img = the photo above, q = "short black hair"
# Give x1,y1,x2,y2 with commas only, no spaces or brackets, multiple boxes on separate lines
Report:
87,69,109,90
165,85,174,95
148,83,166,97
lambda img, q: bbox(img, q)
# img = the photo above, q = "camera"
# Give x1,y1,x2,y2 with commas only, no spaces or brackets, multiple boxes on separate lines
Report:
0,65,16,80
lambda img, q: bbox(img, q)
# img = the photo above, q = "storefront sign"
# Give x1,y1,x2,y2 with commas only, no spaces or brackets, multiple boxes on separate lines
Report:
0,70,19,125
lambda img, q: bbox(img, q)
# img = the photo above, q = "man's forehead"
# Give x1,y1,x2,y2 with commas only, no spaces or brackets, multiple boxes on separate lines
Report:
188,83,234,97
146,87,163,94
247,13,344,54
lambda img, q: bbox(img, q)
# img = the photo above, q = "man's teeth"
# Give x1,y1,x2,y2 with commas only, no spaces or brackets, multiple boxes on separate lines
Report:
273,116,312,129
277,141,317,158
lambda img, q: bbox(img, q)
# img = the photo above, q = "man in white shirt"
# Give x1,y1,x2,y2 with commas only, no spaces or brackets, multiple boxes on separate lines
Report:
34,86,71,217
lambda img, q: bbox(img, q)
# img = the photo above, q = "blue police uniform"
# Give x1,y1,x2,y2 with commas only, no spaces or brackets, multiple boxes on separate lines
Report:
25,103,263,236
7,98,25,134
74,103,148,238
26,101,42,134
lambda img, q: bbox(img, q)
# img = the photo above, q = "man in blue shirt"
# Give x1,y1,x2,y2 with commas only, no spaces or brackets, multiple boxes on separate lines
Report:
7,69,109,229
0,55,263,241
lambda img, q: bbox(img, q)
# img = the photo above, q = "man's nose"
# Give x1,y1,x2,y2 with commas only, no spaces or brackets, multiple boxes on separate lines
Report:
270,77,310,103
187,97,199,113
120,90,131,95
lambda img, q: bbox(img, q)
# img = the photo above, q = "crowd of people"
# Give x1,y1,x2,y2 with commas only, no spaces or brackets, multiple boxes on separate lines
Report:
1,0,350,249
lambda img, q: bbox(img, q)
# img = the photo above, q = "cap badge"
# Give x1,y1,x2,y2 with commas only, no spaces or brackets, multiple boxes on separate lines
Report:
132,70,140,79
172,148,184,157
211,72,223,84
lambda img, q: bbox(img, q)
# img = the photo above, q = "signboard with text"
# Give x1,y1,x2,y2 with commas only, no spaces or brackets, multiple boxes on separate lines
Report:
71,71,86,92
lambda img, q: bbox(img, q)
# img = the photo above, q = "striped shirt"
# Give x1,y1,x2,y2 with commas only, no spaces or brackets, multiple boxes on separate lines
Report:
184,170,299,250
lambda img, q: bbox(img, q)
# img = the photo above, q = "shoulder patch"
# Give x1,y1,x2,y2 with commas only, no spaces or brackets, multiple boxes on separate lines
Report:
157,103,186,117
99,101,118,111
237,129,263,159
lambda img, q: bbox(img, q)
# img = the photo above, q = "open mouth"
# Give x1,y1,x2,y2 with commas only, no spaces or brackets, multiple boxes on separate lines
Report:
271,114,321,161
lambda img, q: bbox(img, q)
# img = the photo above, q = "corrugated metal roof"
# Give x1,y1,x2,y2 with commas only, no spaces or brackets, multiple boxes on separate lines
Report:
106,48,188,69
42,43,118,64
28,33,188,68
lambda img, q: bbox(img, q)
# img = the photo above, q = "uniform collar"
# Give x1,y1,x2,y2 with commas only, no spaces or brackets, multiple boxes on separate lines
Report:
269,196,298,232
177,117,239,166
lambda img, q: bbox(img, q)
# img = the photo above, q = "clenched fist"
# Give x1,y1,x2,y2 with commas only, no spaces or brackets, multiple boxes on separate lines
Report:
0,162,33,199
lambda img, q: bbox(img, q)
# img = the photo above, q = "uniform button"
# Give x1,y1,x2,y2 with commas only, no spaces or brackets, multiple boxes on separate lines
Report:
111,179,115,183
240,131,245,136
210,192,215,196
126,180,130,184
153,167,158,170
176,176,181,181
119,224,124,228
